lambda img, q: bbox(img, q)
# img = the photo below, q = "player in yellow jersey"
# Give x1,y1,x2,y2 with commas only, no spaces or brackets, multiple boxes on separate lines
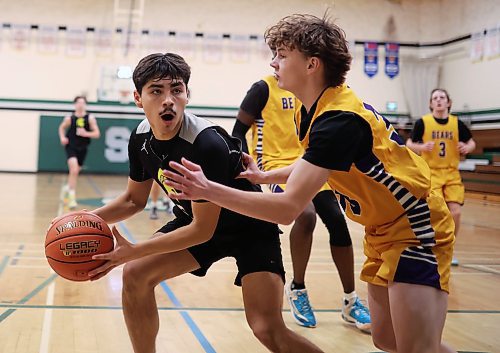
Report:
406,89,475,266
164,14,456,353
232,75,370,331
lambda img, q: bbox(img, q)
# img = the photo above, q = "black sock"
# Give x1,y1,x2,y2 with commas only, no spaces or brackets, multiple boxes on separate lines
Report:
291,280,306,290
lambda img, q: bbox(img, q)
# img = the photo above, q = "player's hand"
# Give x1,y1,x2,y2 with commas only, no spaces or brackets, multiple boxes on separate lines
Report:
458,141,470,155
162,158,210,201
237,153,265,184
60,137,69,146
421,141,435,152
89,226,136,279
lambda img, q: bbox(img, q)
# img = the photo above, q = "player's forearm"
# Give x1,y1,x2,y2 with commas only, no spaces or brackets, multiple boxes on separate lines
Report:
261,163,295,184
58,126,66,140
406,139,423,153
205,180,300,224
92,194,144,224
87,129,100,139
136,222,213,257
466,139,476,153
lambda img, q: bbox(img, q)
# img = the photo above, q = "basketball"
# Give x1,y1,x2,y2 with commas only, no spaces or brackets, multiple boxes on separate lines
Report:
45,211,114,281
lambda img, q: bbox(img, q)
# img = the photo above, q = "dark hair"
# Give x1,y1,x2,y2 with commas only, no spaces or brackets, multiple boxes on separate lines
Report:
265,13,352,87
133,53,191,94
429,88,452,111
73,96,87,103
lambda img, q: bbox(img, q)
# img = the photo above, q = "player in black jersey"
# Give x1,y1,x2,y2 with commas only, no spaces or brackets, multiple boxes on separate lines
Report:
58,96,100,209
88,53,324,353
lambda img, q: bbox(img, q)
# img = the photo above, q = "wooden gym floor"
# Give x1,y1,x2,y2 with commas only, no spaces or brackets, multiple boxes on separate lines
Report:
0,172,498,353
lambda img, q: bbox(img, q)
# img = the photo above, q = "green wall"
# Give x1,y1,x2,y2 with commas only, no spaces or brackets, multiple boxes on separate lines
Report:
38,116,143,174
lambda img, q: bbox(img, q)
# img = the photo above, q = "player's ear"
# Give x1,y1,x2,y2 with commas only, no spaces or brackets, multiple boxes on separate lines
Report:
307,57,320,71
186,87,190,103
133,90,143,108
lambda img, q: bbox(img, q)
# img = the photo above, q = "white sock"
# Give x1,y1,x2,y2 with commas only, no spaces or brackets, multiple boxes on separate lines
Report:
343,291,357,305
68,189,75,198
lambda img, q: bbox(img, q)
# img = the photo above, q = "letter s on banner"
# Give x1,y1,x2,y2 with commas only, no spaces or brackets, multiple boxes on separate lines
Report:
105,126,130,163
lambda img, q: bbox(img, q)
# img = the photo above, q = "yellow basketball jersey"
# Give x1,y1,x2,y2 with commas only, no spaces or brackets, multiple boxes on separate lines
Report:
249,76,303,170
420,114,460,169
295,84,432,226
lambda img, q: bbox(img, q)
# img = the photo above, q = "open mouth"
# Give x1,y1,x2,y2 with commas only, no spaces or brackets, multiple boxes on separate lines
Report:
160,113,175,121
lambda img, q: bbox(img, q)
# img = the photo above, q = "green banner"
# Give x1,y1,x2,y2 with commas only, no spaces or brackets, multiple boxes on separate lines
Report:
38,115,143,173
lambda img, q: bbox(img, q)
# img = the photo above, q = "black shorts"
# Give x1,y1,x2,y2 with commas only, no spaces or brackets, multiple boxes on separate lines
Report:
157,217,286,286
65,145,88,166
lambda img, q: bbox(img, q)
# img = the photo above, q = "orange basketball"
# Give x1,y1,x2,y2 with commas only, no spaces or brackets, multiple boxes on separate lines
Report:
45,211,114,281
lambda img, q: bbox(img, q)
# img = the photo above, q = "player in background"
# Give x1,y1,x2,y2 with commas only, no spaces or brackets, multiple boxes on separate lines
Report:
406,89,476,266
58,96,100,209
232,75,370,331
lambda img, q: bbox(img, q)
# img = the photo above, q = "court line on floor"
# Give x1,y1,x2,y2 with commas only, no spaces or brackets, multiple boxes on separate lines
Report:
10,244,24,265
38,180,65,353
0,256,9,276
85,174,104,196
0,273,57,323
39,271,55,353
1,303,499,315
118,221,217,353
462,264,500,275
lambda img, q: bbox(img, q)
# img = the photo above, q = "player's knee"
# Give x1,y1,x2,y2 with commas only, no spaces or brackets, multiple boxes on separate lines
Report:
294,205,316,234
69,165,80,175
122,262,154,292
248,320,280,347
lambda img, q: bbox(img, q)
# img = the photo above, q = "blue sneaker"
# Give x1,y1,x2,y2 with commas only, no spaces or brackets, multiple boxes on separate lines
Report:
285,282,316,328
342,297,371,333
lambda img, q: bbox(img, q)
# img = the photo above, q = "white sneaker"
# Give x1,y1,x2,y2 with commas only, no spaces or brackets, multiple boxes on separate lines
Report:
284,281,316,328
451,257,459,266
342,297,371,333
68,198,78,209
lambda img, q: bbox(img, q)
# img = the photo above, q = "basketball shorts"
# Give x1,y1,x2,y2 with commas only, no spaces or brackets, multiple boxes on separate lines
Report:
65,145,88,166
360,189,455,293
157,217,286,286
430,167,465,205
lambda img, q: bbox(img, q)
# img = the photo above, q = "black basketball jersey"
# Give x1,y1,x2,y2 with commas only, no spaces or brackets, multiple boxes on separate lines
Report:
66,114,91,149
128,112,279,237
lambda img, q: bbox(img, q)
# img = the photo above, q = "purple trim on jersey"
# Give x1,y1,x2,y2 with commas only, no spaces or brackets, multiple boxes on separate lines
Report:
394,246,441,290
269,184,284,193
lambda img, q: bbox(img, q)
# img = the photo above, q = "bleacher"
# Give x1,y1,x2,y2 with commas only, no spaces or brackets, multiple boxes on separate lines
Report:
459,129,500,195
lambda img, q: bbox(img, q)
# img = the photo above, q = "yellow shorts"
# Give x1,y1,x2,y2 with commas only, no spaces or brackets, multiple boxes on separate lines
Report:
430,168,464,205
360,190,455,293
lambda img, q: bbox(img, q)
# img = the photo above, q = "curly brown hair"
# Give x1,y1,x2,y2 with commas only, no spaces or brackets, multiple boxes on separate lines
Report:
264,13,352,88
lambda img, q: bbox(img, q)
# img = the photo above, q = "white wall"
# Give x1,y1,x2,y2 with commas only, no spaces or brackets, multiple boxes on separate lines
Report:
0,111,40,171
0,0,499,112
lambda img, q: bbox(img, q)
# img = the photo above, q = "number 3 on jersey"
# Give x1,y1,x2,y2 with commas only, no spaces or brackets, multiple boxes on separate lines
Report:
439,141,446,157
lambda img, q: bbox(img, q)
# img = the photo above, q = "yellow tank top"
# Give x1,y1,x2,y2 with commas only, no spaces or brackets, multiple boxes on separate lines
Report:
249,76,303,170
420,114,460,169
295,84,432,226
